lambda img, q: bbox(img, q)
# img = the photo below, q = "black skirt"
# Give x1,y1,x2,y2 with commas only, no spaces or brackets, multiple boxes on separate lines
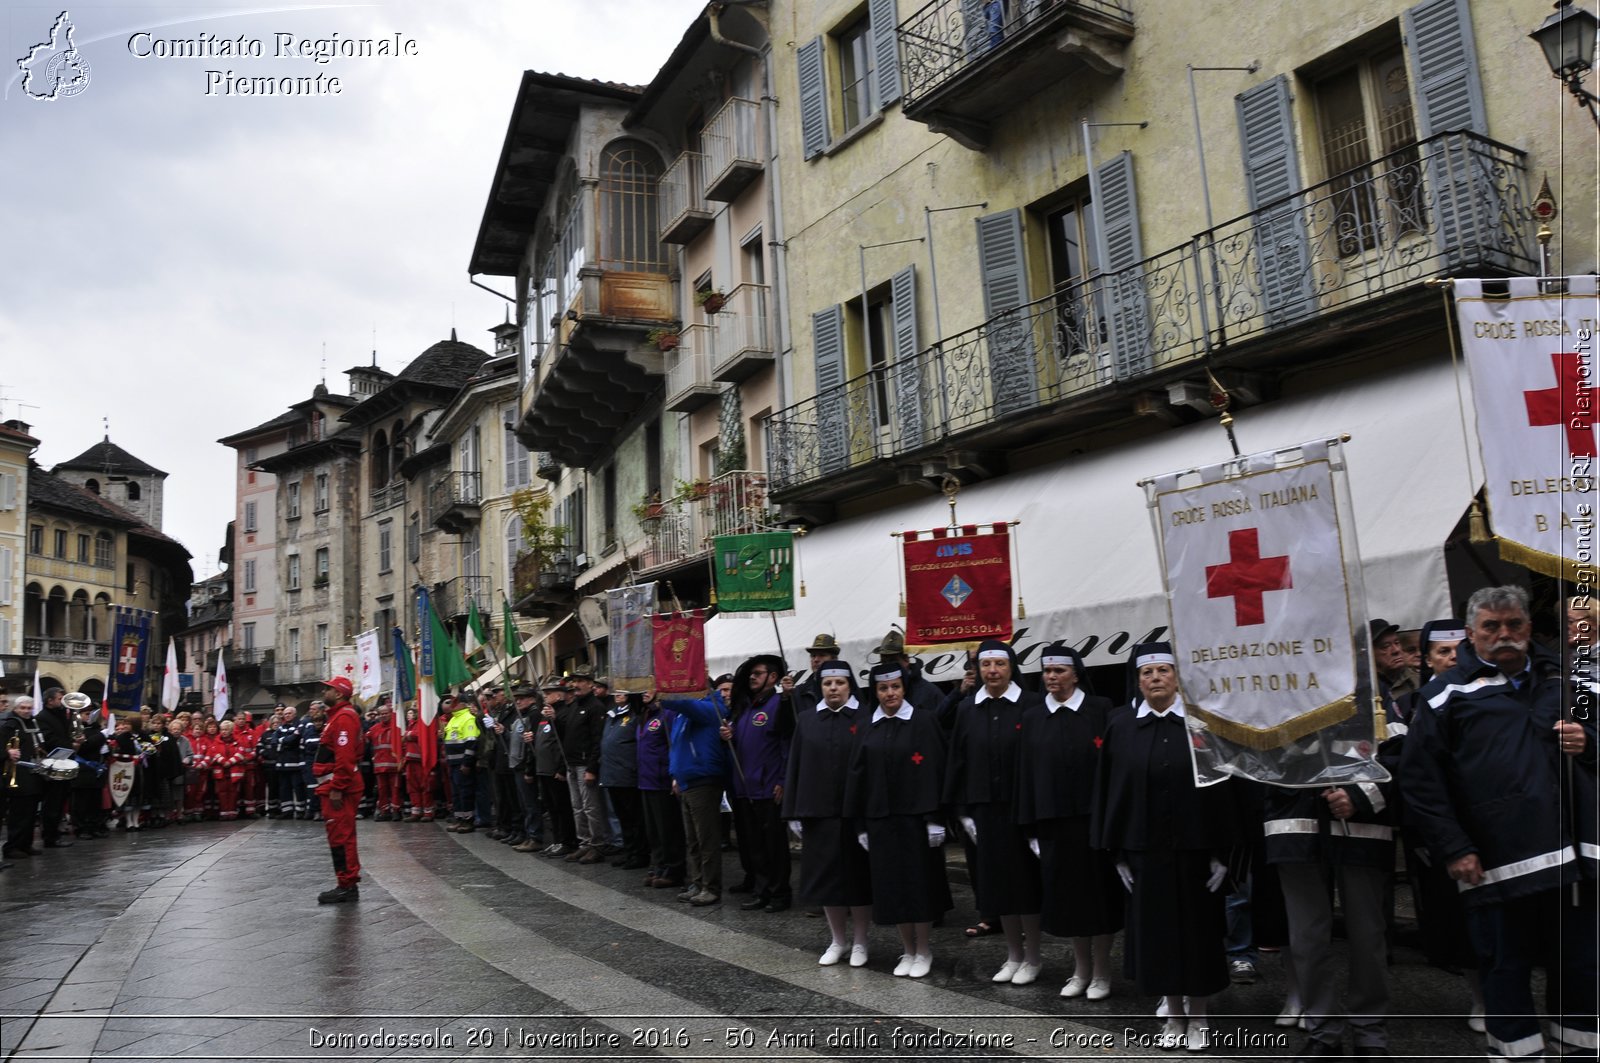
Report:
797,816,873,907
1123,848,1229,997
1036,815,1124,938
971,800,1042,916
865,814,951,925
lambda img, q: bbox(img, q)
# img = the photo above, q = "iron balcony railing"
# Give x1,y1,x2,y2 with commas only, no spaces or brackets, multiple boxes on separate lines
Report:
428,471,483,523
899,0,1135,108
637,470,775,574
702,97,762,200
770,131,1534,492
266,657,326,686
434,574,492,620
660,152,713,243
710,283,774,381
665,324,720,412
369,481,406,512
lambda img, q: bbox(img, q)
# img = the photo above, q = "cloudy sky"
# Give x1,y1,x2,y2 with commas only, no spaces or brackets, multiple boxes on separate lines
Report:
1,0,706,577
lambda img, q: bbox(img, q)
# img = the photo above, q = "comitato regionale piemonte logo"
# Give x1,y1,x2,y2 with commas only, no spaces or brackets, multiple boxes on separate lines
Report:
17,11,92,100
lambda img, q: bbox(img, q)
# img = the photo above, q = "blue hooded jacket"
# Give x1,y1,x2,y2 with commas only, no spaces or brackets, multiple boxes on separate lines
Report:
660,689,731,790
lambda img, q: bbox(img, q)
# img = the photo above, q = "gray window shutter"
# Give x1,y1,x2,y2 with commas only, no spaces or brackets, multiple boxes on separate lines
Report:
976,209,1037,416
889,266,925,449
870,0,902,108
1237,76,1315,327
1093,151,1151,380
797,37,830,161
812,305,849,474
1403,0,1486,137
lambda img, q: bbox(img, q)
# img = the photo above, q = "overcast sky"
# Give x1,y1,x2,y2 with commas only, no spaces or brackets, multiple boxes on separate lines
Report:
1,0,706,578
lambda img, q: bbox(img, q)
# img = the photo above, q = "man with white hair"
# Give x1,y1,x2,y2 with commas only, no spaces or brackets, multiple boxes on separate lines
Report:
1403,584,1597,1060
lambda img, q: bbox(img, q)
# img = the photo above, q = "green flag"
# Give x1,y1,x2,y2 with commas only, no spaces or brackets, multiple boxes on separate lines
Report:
428,599,472,694
501,596,524,658
464,597,491,658
712,531,795,615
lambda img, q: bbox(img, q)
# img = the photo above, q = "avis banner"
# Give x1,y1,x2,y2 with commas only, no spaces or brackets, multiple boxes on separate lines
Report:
901,524,1013,646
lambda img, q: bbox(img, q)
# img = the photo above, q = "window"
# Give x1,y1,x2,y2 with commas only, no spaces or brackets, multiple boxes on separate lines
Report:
245,447,258,465
598,139,666,271
797,1,902,159
378,520,393,574
506,514,524,576
314,547,330,585
242,622,255,652
0,471,15,511
287,627,300,661
286,481,301,520
838,17,875,132
463,528,481,583
243,500,257,532
126,562,136,593
287,554,302,591
371,429,391,487
316,624,330,662
243,559,257,593
76,534,90,564
314,472,330,512
741,227,766,286
126,481,141,502
1312,43,1422,256
28,525,42,555
374,607,395,650
504,408,531,490
602,465,617,548
53,528,67,559
94,532,112,567
407,513,420,563
84,477,99,495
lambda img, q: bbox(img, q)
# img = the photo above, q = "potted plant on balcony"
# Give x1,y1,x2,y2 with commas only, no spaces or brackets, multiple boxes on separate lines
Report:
674,476,711,500
510,488,572,596
630,490,666,522
646,327,680,352
695,288,727,315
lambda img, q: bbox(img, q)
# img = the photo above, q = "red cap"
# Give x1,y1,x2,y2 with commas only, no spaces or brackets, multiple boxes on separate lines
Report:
323,676,354,698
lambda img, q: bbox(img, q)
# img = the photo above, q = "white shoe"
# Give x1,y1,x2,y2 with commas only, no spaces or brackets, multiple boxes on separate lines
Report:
1157,1019,1186,1050
1010,962,1041,986
1061,975,1089,998
908,952,932,978
991,960,1020,983
1156,998,1169,1019
893,954,913,977
1086,978,1111,1001
1185,1024,1210,1052
819,943,847,966
1275,1002,1303,1028
849,944,869,968
1467,1005,1485,1034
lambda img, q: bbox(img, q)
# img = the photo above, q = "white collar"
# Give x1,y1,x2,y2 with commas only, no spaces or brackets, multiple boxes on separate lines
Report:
1135,699,1186,719
1045,688,1086,713
974,681,1022,704
818,695,859,713
871,703,916,724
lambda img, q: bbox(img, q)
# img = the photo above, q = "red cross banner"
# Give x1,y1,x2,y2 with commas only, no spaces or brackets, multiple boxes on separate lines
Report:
901,524,1015,647
1455,277,1599,581
104,607,152,715
653,610,707,695
1147,439,1382,786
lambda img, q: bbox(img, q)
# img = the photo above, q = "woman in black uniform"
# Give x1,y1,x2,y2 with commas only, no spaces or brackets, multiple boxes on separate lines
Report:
1016,642,1124,1000
844,661,950,978
783,660,872,966
1093,642,1240,1052
944,639,1045,985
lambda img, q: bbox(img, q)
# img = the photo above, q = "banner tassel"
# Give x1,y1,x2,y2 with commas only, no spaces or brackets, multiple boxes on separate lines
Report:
1468,497,1491,544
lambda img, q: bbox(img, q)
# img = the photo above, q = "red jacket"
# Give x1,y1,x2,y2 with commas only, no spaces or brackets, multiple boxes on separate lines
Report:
311,701,365,794
368,717,402,773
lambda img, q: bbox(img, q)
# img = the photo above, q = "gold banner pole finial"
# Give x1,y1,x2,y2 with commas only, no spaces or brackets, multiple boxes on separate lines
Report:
941,471,961,531
1205,369,1241,458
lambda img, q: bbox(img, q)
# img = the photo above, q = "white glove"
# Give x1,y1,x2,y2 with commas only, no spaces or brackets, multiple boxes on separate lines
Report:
788,820,803,837
1027,837,1040,857
857,831,869,851
1205,858,1228,893
960,816,978,843
1116,861,1134,893
926,823,946,848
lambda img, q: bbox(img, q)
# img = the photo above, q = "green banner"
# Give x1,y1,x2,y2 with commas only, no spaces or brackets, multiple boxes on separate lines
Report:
712,531,795,614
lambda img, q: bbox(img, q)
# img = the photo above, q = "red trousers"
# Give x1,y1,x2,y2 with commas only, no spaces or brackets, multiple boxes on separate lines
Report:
404,762,433,817
215,775,239,819
321,790,361,887
374,771,401,813
186,778,208,816
240,768,262,813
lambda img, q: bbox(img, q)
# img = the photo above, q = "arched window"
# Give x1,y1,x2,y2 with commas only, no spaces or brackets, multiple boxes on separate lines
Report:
46,586,68,638
126,481,141,501
23,583,43,638
390,420,406,477
598,139,665,271
371,429,391,486
92,593,111,641
85,478,99,494
71,589,90,639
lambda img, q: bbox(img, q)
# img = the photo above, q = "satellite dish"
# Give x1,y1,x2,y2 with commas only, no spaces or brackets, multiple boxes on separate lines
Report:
576,596,609,642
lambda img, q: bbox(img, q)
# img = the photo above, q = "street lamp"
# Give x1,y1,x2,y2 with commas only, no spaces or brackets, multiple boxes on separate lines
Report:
1530,0,1600,126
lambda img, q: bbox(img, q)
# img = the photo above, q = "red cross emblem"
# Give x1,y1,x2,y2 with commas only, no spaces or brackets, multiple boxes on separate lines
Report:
117,641,140,677
342,660,356,676
1524,352,1596,457
1206,528,1292,627
910,751,924,765
1093,735,1103,749
848,724,857,735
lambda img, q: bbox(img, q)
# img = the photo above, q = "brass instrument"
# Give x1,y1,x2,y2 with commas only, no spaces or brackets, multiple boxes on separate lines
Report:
62,692,91,747
5,735,16,790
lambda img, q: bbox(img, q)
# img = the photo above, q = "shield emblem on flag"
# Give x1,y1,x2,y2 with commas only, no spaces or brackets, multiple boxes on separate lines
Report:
108,761,136,807
117,635,141,677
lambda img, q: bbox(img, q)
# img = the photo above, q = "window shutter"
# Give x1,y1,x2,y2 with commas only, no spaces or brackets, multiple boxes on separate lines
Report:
870,0,902,108
976,209,1038,416
1093,151,1151,380
0,544,11,605
1403,0,1485,137
797,37,830,161
889,266,925,448
1237,76,1315,327
0,472,14,511
812,305,849,474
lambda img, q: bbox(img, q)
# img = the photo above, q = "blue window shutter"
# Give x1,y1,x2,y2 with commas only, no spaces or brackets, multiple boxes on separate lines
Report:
889,266,925,449
1093,151,1151,380
1237,76,1315,327
1403,0,1486,136
797,37,830,161
870,0,902,108
812,305,849,473
976,209,1037,416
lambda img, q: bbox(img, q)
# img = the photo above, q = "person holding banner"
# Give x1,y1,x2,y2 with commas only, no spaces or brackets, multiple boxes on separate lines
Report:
1015,642,1123,1001
844,660,950,979
312,676,365,904
724,653,794,912
783,659,871,967
1402,585,1597,1060
1093,643,1240,1053
944,639,1045,985
636,692,685,888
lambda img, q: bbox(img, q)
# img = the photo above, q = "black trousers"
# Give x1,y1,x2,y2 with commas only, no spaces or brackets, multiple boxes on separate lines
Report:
5,791,40,853
731,796,791,900
493,772,522,833
605,785,647,863
71,785,104,833
641,788,686,879
538,774,576,847
39,780,69,844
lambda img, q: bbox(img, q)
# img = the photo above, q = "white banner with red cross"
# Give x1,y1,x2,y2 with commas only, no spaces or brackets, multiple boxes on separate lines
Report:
1455,277,1599,581
1147,439,1383,786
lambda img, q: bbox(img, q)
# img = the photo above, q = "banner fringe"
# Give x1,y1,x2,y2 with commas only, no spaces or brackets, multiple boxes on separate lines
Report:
1495,535,1592,583
1189,695,1358,751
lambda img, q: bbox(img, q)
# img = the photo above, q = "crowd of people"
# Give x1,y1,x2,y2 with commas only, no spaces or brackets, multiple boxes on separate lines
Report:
1,585,1594,1059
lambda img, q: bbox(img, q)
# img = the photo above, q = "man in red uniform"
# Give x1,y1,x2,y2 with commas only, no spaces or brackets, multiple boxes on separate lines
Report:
312,677,365,904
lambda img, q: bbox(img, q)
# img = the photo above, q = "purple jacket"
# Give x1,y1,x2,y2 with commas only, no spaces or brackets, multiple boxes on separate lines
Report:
636,704,677,792
727,692,790,800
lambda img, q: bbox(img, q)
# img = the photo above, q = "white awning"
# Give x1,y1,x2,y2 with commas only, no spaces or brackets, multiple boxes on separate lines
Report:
708,360,1479,681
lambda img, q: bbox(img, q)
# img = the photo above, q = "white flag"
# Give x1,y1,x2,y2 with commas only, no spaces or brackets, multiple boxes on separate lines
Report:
355,628,382,704
161,638,180,711
32,666,41,709
213,655,230,720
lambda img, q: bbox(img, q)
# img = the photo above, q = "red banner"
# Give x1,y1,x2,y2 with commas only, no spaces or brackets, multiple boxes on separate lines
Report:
902,524,1013,645
652,610,708,695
